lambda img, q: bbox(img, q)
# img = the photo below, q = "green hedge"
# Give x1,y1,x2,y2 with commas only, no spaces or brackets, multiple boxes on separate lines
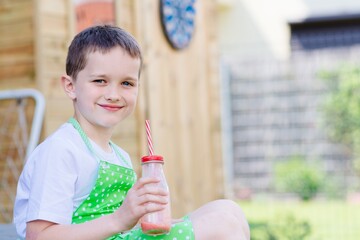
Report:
250,214,312,240
274,156,324,201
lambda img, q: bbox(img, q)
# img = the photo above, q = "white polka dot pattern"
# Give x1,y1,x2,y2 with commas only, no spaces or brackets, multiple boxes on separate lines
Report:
72,162,136,224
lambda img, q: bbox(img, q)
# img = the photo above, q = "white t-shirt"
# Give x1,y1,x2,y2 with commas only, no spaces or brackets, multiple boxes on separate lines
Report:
13,123,133,239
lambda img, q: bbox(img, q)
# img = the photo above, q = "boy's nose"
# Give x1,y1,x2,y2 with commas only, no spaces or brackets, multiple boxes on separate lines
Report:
105,86,120,102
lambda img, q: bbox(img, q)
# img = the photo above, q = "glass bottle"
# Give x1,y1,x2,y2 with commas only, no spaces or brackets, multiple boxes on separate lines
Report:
140,155,172,235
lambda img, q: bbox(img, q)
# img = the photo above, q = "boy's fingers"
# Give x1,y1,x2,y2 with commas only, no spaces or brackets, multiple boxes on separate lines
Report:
136,185,168,198
133,177,160,190
139,194,168,205
142,202,167,214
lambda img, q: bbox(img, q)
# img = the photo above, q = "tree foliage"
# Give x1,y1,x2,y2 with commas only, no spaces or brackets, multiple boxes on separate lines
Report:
319,64,360,175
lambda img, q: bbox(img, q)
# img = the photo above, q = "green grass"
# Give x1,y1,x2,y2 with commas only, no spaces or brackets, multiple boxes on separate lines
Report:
239,200,360,240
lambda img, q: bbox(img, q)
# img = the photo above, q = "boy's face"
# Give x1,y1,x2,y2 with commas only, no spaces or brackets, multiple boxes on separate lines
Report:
64,46,141,130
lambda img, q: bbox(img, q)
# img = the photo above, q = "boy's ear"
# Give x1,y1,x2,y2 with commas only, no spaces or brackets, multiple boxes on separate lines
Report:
61,75,76,100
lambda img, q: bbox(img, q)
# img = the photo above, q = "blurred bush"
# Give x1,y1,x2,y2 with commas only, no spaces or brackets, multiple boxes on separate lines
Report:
274,156,324,201
250,214,312,240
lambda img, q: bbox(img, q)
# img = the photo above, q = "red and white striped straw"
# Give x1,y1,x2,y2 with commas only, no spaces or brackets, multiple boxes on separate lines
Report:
145,120,154,155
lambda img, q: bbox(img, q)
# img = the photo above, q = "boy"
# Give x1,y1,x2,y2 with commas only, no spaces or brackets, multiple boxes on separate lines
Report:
13,25,250,240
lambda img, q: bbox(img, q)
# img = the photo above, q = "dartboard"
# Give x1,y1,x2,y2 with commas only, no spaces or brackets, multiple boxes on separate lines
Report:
160,0,196,50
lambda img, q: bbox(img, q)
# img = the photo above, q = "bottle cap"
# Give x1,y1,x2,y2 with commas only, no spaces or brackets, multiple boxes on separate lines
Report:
141,155,164,163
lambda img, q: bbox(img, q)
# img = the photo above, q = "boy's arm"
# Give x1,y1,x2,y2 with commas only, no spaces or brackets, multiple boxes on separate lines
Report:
26,177,168,240
26,214,123,240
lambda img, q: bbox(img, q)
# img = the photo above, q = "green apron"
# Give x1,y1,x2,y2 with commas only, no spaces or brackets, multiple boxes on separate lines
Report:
69,118,194,240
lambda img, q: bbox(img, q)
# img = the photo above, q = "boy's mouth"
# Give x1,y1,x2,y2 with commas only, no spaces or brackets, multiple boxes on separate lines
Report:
98,104,123,111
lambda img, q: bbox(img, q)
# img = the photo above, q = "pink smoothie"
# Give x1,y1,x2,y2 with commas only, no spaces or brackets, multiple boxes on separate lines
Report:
141,222,171,235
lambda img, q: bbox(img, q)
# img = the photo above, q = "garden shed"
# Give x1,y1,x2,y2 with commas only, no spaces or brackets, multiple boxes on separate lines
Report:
0,0,223,222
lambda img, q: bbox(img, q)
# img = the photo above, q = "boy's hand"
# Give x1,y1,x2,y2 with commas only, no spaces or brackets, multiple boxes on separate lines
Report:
112,177,169,231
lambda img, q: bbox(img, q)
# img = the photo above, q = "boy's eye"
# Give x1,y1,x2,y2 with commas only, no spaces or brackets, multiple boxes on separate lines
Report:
94,79,106,84
122,81,133,86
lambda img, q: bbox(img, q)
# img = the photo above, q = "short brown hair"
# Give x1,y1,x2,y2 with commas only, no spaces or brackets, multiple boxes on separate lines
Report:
66,25,142,79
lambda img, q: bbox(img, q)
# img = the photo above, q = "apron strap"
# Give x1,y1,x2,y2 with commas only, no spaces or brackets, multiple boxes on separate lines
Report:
68,117,131,168
68,117,102,163
110,141,132,168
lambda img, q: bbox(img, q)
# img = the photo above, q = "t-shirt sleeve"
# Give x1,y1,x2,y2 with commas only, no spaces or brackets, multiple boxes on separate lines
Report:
26,137,78,225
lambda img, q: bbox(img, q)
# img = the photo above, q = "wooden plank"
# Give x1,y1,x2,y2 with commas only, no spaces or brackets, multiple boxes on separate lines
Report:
41,53,66,72
0,53,33,66
0,24,33,44
0,44,33,56
115,0,135,33
0,0,35,90
0,37,33,47
205,0,224,198
42,39,68,57
0,40,33,51
0,20,33,33
0,62,34,79
41,0,68,15
0,77,34,90
41,14,69,37
0,2,33,23
45,98,72,122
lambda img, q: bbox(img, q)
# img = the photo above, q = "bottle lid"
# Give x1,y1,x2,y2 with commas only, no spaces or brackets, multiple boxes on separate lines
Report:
141,155,164,163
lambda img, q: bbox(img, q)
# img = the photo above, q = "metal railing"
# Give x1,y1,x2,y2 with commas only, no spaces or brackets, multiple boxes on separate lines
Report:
0,88,45,223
